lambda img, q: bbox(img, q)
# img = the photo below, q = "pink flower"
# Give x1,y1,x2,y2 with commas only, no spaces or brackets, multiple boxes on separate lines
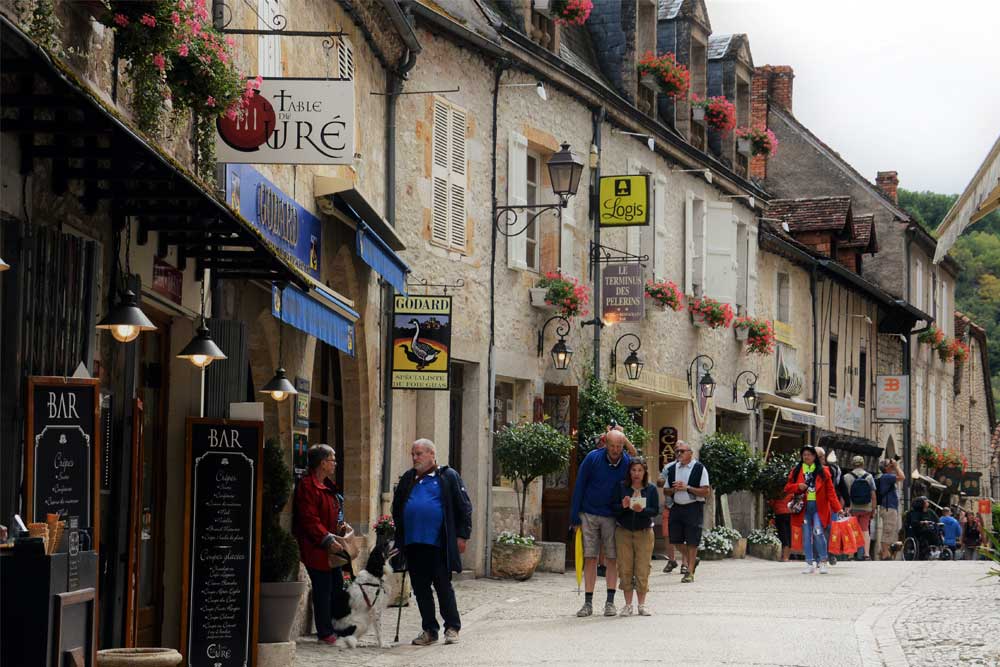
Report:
171,11,181,26
177,43,189,56
113,13,128,27
140,13,156,27
206,96,216,107
225,35,235,47
152,53,166,71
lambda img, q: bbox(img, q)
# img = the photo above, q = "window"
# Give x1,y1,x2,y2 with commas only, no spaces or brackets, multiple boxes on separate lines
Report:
524,152,540,271
703,202,737,303
492,381,515,485
858,348,867,406
431,98,468,252
652,175,668,280
257,0,282,76
915,258,923,312
684,194,706,295
828,336,839,397
928,376,936,442
777,272,791,323
940,390,947,444
506,132,529,268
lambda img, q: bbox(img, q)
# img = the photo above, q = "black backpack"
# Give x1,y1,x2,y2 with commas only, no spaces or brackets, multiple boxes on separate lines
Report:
848,472,873,505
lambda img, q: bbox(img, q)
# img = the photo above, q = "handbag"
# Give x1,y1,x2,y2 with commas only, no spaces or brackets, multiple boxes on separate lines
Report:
787,494,805,514
327,523,359,569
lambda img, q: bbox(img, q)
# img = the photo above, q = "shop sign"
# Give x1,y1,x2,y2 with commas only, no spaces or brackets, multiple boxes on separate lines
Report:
601,263,644,323
216,78,355,165
294,377,310,429
26,377,101,539
961,472,981,498
226,164,322,279
181,418,263,667
391,295,451,390
292,433,308,481
875,375,909,421
658,426,678,471
833,393,863,432
598,174,650,227
979,499,992,515
152,257,183,304
934,466,962,494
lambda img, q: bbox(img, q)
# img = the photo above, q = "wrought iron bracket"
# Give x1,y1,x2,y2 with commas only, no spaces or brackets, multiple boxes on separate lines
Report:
404,277,465,295
588,241,648,279
494,200,566,238
733,370,758,404
537,315,571,358
214,0,343,49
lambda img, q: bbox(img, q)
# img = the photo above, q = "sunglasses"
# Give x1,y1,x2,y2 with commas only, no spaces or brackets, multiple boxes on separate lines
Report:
676,449,691,453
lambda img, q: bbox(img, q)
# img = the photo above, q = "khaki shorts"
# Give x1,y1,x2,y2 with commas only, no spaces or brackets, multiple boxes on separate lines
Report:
878,507,900,545
580,513,617,559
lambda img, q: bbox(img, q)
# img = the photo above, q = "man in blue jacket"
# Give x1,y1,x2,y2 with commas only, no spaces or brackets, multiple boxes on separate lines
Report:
570,429,631,618
939,507,962,551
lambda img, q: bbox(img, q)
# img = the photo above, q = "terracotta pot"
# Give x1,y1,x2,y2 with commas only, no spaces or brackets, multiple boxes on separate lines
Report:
730,537,748,559
259,580,307,643
97,649,182,667
491,542,542,580
529,288,555,310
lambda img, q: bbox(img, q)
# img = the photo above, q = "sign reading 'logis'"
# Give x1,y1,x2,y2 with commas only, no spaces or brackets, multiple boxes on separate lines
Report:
598,174,650,227
216,78,355,165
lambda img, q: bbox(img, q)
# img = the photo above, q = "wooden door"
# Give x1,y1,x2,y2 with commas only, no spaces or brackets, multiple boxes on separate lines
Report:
540,384,578,562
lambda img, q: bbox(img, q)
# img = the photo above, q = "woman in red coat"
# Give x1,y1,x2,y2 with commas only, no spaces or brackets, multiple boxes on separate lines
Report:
784,445,842,574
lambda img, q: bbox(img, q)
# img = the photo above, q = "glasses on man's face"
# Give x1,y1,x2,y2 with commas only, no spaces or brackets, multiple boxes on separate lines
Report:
676,449,691,454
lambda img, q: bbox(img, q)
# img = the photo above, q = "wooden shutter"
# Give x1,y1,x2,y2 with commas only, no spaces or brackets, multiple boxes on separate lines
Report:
431,99,451,246
653,174,667,280
507,131,528,269
338,36,355,80
704,201,736,303
257,0,281,76
928,375,936,440
684,192,695,295
448,105,467,251
747,224,759,315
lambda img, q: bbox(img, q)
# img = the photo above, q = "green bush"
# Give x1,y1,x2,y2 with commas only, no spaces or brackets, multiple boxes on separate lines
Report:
753,452,800,499
495,421,572,537
578,372,649,458
698,431,761,497
260,438,299,582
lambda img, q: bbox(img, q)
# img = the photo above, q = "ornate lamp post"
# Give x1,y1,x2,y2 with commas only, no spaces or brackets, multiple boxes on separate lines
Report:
734,370,759,411
687,354,716,398
611,333,643,381
494,143,585,237
537,316,573,370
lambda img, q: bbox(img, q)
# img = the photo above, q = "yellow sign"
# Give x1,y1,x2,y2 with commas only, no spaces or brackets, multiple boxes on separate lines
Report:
599,174,650,227
391,296,451,390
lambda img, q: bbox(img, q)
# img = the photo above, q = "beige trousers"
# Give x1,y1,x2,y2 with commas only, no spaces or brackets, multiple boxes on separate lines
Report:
614,527,655,594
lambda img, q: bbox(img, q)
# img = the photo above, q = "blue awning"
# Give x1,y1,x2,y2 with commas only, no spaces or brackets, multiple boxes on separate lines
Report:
271,283,359,357
356,221,410,295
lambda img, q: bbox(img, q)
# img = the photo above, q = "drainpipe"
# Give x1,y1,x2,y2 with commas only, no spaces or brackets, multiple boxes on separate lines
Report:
903,232,912,507
811,264,819,432
590,107,605,378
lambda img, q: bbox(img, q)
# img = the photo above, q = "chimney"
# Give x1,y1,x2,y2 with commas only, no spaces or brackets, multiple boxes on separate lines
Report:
876,171,899,204
748,65,794,181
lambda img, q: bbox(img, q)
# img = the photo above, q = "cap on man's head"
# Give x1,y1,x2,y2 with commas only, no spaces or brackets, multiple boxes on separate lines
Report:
851,455,865,468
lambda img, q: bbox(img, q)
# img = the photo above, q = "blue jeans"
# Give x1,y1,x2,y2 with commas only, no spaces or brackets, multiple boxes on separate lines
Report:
802,501,828,564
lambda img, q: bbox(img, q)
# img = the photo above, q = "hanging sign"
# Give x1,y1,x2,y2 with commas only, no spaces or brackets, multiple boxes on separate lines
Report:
391,295,452,390
181,418,263,667
934,466,962,494
979,499,992,515
26,377,101,543
833,393,863,432
226,164,322,279
216,78,355,165
294,377,310,429
875,375,909,421
598,174,650,227
601,263,644,324
960,472,981,498
292,433,309,481
658,426,678,471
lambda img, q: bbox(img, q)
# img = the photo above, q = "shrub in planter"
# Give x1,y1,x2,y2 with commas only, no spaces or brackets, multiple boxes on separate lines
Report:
495,421,573,538
753,452,800,500
734,126,779,157
645,279,684,311
733,316,775,355
746,527,782,560
535,271,590,319
698,530,732,559
688,296,734,329
550,0,593,26
691,95,737,134
708,526,744,558
699,432,761,526
491,532,542,580
578,372,650,458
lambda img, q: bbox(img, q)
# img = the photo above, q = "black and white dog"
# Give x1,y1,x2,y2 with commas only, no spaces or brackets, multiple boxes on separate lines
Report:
331,543,395,648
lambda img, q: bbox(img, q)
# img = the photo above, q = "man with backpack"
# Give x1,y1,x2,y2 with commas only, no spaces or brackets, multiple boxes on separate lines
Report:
843,456,876,560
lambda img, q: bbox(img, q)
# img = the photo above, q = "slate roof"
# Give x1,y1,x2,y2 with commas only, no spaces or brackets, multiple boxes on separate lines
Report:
841,213,879,253
766,196,853,233
707,34,733,60
658,0,685,20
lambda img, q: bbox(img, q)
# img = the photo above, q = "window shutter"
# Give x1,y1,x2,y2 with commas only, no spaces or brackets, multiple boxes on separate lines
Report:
506,131,529,269
448,106,467,251
338,36,355,80
653,175,667,280
684,192,695,295
431,99,451,246
704,201,736,303
915,374,924,435
747,224,759,315
928,376,936,441
559,194,575,275
940,282,948,335
940,391,948,443
915,258,923,312
257,0,281,76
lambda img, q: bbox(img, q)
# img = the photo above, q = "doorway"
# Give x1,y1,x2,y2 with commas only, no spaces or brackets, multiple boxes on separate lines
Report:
310,342,344,490
448,364,464,473
541,384,577,561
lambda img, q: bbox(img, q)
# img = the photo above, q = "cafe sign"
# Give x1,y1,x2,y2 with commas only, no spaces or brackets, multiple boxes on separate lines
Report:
226,164,321,279
216,78,355,165
598,174,650,227
601,263,644,323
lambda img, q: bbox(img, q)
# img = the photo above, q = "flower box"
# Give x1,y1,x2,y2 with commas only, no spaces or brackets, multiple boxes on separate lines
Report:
533,271,590,318
688,296,734,330
692,106,706,123
735,326,749,341
637,51,690,100
735,126,779,157
691,311,708,328
733,316,775,355
737,138,752,155
640,73,659,91
747,542,782,561
529,288,555,310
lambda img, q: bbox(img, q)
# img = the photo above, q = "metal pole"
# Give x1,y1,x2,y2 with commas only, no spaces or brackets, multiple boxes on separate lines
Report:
591,107,605,379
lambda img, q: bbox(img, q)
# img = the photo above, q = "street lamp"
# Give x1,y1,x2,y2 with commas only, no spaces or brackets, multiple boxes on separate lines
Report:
260,321,298,402
734,370,759,411
537,316,573,370
177,272,226,369
495,142,584,237
611,333,643,381
687,354,716,398
0,257,9,271
96,289,157,343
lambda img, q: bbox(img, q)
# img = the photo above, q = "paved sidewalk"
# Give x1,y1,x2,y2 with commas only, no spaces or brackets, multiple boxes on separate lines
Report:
294,558,1000,667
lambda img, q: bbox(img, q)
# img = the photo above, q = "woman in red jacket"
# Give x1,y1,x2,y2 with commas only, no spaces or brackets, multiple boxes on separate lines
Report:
784,445,842,574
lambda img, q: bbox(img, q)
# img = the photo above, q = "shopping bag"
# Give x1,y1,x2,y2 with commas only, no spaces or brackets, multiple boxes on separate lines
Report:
574,527,584,593
829,519,856,555
847,515,865,546
791,523,803,552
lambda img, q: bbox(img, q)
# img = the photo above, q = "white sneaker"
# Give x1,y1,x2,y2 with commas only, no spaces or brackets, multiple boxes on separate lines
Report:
619,604,633,617
819,564,829,574
801,562,816,574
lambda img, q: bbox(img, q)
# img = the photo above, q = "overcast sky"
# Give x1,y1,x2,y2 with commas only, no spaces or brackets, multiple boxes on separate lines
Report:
707,0,1000,195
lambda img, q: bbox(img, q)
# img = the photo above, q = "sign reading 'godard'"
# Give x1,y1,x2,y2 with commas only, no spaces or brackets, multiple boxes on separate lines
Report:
598,174,650,227
392,296,452,390
182,419,263,667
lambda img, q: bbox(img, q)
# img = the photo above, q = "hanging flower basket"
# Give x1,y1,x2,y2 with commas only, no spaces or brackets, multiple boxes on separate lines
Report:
733,316,775,355
550,0,593,26
737,137,752,155
692,106,706,122
688,296,734,330
637,51,690,100
918,325,945,349
529,288,555,310
917,443,968,473
534,271,590,319
735,126,778,157
644,279,684,312
692,95,737,135
950,339,970,363
640,73,659,91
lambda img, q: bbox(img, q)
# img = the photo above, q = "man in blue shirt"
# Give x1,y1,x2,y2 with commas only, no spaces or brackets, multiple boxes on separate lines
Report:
939,507,962,549
876,459,905,560
570,429,630,618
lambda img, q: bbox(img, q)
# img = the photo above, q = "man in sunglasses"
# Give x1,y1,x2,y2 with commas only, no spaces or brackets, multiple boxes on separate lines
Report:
658,441,711,583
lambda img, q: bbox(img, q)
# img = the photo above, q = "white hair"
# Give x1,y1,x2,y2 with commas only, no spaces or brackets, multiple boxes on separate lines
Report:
412,438,436,454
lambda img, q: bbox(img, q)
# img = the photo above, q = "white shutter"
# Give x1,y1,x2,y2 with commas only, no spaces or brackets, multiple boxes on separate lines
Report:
431,99,451,246
915,258,923,312
941,391,948,444
747,224,759,316
928,376,936,441
940,281,949,335
559,194,575,275
338,36,355,80
916,374,924,435
684,192,695,295
449,106,467,250
704,201,736,303
258,0,281,76
506,131,529,269
653,174,667,280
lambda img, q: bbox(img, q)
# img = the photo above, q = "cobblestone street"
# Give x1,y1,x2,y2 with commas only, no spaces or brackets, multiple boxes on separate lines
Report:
294,558,1000,667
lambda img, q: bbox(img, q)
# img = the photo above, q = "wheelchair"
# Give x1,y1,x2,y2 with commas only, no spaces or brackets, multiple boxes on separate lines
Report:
901,517,954,561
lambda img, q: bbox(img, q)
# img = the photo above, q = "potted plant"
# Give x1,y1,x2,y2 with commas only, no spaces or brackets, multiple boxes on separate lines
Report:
917,325,944,348
950,338,970,363
492,421,572,579
644,279,684,311
550,0,593,26
698,530,732,560
636,51,690,100
698,432,761,527
711,525,745,558
733,316,775,355
936,335,955,362
688,296,734,329
532,271,590,318
257,439,306,644
735,126,779,157
753,451,800,500
691,95,737,134
917,443,967,474
746,527,782,561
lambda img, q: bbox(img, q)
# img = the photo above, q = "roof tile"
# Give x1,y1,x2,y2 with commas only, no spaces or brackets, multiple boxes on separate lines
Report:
766,196,852,233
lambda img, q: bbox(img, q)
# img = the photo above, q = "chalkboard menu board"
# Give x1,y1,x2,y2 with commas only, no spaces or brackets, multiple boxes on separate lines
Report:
181,418,263,667
26,377,101,542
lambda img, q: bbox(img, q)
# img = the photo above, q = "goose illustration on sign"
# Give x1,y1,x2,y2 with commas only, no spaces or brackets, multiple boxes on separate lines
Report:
392,296,452,390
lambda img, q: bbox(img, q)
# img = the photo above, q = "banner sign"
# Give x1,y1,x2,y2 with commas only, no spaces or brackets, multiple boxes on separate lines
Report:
26,377,101,541
226,164,321,279
979,499,992,515
181,418,263,667
875,375,909,421
216,78,355,165
391,295,451,390
601,263,644,323
294,377,310,429
598,174,650,227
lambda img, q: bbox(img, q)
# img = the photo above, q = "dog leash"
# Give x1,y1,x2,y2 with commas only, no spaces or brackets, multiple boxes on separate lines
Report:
359,581,382,609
